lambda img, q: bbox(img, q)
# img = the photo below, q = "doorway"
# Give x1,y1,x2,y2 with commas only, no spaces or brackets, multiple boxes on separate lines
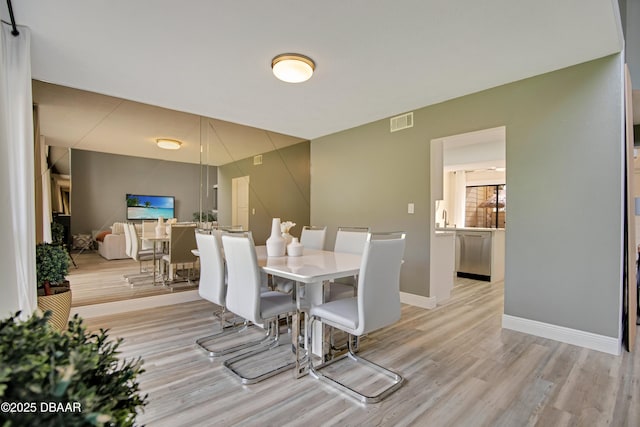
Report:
432,126,506,230
232,175,250,230
429,126,506,304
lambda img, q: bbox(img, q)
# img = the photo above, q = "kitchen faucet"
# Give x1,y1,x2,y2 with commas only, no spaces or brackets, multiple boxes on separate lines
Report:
442,209,448,227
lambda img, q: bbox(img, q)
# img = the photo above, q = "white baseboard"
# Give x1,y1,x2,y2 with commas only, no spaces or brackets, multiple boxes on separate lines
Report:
76,290,434,319
71,290,201,319
502,314,621,356
400,292,437,309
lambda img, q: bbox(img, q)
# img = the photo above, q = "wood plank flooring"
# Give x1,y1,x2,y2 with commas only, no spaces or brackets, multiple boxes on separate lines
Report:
67,251,197,306
81,277,640,427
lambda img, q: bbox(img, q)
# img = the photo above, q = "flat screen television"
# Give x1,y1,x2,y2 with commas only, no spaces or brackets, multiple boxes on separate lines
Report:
126,194,175,220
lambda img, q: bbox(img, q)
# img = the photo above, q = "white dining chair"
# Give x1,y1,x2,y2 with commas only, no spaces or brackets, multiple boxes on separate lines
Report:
330,226,370,300
221,233,296,384
195,232,268,357
141,221,155,250
300,225,327,250
123,221,133,259
308,231,406,403
334,226,370,254
324,227,370,352
195,233,225,309
161,224,198,284
122,222,143,284
127,223,159,283
129,223,155,266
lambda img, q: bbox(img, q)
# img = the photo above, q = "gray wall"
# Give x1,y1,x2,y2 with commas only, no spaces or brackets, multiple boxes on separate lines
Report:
311,54,623,338
218,141,310,245
621,0,640,87
71,149,215,234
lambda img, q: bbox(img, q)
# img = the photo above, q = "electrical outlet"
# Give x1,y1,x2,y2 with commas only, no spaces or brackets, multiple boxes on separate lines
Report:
408,203,415,214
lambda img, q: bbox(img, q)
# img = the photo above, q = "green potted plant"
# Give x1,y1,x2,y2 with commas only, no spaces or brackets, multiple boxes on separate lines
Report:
0,310,147,426
36,242,71,330
192,211,217,222
51,221,65,245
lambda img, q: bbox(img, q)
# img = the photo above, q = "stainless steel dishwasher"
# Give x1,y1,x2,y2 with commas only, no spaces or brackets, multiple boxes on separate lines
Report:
455,230,492,281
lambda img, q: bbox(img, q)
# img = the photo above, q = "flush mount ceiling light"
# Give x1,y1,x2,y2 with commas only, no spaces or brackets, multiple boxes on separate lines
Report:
271,53,315,83
156,138,182,150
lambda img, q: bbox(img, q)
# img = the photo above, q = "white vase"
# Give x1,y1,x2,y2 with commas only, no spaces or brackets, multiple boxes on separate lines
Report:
287,237,303,257
282,232,293,247
155,225,164,237
266,218,286,257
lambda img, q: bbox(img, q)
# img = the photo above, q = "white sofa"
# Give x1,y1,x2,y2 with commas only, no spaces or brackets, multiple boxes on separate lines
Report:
97,222,129,260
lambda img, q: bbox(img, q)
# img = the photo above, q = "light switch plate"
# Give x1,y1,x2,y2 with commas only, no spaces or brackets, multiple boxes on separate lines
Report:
408,203,415,214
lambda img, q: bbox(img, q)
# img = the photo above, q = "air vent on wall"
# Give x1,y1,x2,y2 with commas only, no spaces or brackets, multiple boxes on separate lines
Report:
390,112,413,132
253,154,263,165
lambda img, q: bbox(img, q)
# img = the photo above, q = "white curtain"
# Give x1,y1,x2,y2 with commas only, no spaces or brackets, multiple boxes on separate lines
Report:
41,170,52,242
40,138,52,243
0,22,36,319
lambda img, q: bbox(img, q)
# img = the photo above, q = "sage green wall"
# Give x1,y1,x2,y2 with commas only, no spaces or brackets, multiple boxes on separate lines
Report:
217,141,310,245
311,120,430,297
311,54,623,338
621,0,640,87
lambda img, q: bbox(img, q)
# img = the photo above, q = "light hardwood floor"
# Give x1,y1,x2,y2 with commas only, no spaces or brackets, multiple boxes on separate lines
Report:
67,251,197,306
82,277,640,427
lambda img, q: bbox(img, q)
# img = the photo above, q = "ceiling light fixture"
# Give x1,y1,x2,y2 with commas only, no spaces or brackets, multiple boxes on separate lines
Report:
271,53,315,83
156,138,182,150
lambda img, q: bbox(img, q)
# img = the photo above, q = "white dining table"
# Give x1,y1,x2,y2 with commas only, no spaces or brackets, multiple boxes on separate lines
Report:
256,246,362,378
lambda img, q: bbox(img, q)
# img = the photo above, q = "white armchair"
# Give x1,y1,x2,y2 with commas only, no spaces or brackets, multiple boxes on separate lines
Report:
97,233,127,260
97,222,129,260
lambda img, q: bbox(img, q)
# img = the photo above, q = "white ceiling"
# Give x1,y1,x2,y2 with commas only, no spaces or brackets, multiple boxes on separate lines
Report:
440,127,506,172
1,1,624,164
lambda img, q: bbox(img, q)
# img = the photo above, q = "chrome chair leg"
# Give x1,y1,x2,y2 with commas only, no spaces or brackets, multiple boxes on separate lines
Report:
213,306,241,329
123,273,152,284
307,317,404,404
329,331,360,358
196,319,272,358
223,316,296,384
